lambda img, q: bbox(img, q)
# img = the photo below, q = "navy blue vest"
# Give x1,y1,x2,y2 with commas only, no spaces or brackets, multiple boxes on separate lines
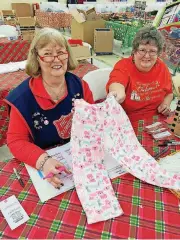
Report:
6,72,83,149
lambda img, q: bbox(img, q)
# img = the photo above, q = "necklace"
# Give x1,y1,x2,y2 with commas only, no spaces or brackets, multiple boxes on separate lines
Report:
43,79,65,102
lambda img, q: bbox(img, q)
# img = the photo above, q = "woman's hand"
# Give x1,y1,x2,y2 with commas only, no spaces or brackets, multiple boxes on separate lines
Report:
158,103,171,116
36,154,71,189
108,83,126,104
108,91,126,104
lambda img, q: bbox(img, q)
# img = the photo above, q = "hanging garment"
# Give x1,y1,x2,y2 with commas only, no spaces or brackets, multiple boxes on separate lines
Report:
71,96,180,224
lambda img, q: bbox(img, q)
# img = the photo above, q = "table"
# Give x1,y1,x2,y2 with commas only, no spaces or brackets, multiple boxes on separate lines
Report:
0,39,30,64
1,115,180,239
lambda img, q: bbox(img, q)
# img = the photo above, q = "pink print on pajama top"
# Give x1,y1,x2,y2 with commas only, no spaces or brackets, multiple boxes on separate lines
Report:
70,96,180,224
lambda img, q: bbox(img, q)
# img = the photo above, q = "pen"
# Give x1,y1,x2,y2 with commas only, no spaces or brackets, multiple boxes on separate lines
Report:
43,166,71,180
154,146,169,159
158,141,180,147
13,168,25,187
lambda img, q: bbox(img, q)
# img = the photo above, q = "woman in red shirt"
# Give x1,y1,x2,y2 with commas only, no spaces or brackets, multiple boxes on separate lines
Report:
5,28,94,189
106,26,173,124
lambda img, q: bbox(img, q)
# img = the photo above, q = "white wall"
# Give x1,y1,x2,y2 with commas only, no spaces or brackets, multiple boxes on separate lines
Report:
0,0,66,10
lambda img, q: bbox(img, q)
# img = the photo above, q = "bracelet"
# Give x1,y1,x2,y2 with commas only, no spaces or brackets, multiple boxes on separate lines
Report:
39,155,52,171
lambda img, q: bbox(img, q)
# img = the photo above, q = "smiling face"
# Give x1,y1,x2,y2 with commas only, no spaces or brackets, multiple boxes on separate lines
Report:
37,42,68,78
133,44,158,72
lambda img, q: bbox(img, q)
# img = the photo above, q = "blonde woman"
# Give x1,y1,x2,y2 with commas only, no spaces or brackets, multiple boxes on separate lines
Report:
5,28,94,189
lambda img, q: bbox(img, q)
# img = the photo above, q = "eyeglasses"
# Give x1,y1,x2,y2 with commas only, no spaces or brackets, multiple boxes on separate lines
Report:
137,49,158,57
37,51,68,63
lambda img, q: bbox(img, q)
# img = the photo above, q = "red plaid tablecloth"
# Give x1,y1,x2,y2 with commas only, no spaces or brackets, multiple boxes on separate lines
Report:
0,40,30,64
0,62,98,146
0,116,180,239
0,71,28,146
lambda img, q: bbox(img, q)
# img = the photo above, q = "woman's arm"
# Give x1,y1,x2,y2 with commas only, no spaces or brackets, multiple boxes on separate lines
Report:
82,80,95,104
163,93,173,106
106,60,129,103
158,93,173,115
7,107,46,168
158,63,173,115
7,107,69,188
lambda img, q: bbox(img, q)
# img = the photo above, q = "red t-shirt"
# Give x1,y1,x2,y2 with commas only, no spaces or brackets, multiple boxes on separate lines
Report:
106,56,172,122
7,76,94,168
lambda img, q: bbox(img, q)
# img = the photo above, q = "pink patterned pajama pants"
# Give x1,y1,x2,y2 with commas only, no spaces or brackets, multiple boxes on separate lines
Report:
70,96,180,224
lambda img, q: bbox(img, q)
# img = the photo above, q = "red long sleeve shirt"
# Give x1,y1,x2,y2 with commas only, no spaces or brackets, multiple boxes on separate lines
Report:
7,76,94,168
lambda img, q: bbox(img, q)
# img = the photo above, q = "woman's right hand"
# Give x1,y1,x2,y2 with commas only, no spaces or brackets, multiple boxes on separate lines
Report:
43,157,71,189
108,83,126,104
108,91,126,104
36,154,71,189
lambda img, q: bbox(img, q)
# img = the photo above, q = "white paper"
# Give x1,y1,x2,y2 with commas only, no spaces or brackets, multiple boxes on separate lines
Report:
145,122,162,129
159,152,180,172
149,128,166,134
153,131,171,139
0,195,29,230
25,143,127,202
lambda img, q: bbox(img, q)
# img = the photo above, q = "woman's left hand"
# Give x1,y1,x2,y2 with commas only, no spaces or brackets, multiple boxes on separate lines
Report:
158,103,171,116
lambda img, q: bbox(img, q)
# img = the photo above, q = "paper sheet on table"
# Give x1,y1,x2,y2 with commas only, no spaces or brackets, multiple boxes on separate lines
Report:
158,151,180,172
25,143,127,202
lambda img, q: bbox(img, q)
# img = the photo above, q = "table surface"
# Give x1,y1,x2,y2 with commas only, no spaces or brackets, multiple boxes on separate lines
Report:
1,115,180,239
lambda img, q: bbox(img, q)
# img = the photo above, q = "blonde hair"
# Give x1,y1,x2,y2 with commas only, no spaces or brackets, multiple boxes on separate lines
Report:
26,28,78,77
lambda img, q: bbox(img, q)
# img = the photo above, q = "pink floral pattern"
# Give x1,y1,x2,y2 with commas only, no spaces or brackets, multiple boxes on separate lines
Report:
71,96,180,224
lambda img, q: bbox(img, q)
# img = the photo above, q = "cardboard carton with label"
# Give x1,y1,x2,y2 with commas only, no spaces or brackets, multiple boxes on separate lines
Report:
94,28,114,55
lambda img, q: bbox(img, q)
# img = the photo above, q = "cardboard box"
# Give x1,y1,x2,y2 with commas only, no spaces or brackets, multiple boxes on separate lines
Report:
1,10,17,25
70,7,101,24
70,45,92,61
2,10,16,16
4,18,17,26
17,17,35,42
12,3,33,17
70,9,86,24
21,30,34,41
94,28,114,55
17,17,35,27
78,8,100,21
71,19,105,47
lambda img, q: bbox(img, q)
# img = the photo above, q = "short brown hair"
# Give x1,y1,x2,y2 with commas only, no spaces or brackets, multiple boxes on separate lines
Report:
26,28,78,77
132,25,165,54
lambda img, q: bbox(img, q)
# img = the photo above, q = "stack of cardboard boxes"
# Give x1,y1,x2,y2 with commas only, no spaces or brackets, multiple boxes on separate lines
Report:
71,8,114,56
12,3,35,42
1,3,35,42
71,8,105,48
17,17,35,42
1,10,17,26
